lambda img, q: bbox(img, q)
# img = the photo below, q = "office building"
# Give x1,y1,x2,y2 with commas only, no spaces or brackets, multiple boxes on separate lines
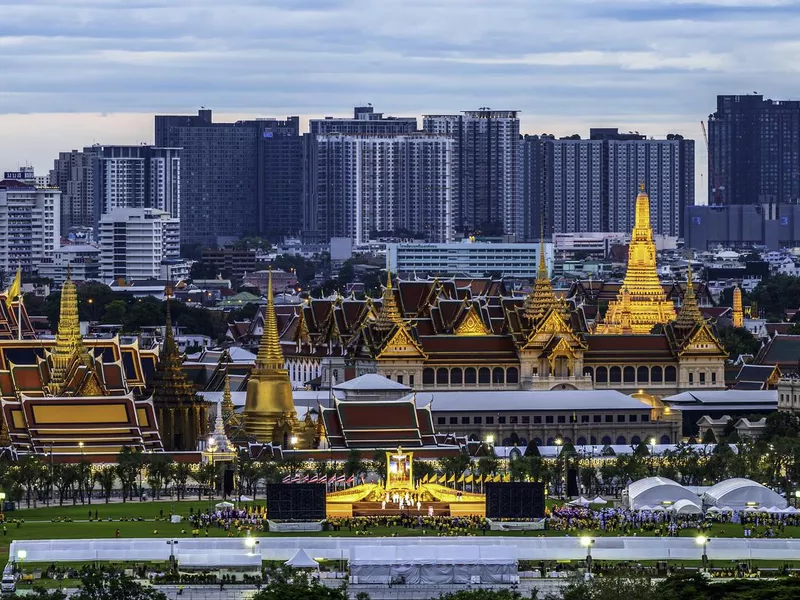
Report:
155,109,301,246
423,110,521,239
37,245,101,288
312,133,453,244
708,94,800,205
51,148,99,235
387,240,553,279
199,248,259,280
99,208,180,282
0,178,60,275
685,203,800,250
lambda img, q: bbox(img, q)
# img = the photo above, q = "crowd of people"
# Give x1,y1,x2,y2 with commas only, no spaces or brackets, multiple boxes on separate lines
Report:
184,505,266,536
326,514,489,536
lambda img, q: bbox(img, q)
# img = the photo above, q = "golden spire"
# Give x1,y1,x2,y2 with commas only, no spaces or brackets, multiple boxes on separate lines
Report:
221,371,235,422
523,233,561,323
597,185,676,334
374,271,403,331
254,270,285,372
675,261,703,328
49,266,91,385
732,285,744,328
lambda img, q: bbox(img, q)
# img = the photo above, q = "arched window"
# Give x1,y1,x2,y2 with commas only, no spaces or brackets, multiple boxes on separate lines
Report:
651,366,663,383
660,435,671,444
423,368,434,385
506,367,519,384
478,367,491,384
610,366,621,383
546,437,554,446
583,367,594,379
590,436,597,445
631,435,641,445
533,438,542,447
450,368,463,385
577,436,587,445
601,436,612,445
468,433,480,441
564,437,572,444
465,367,477,384
492,367,505,384
623,366,635,382
436,368,449,385
665,366,676,382
637,366,649,382
616,435,627,445
596,366,608,383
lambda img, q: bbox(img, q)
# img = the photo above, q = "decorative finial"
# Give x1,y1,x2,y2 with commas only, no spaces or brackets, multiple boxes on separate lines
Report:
254,268,285,372
639,180,646,193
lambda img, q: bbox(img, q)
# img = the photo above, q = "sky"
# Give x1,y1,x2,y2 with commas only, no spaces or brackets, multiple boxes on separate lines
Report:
2,0,800,203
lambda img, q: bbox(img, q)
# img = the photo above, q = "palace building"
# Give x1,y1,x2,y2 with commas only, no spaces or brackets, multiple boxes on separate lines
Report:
0,271,162,456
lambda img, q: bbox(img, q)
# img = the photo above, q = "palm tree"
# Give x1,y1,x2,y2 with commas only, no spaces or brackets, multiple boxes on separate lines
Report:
94,467,116,504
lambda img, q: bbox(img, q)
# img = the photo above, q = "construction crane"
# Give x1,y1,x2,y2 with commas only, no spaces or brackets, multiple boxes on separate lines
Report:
701,120,724,206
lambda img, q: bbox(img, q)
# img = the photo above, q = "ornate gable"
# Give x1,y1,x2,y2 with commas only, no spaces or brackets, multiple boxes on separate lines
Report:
678,323,726,356
377,326,427,360
546,337,577,368
454,305,489,337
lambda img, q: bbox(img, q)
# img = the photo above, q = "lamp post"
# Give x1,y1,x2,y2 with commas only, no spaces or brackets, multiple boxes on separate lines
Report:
795,490,800,509
696,535,708,570
16,550,26,574
290,435,299,472
483,436,495,493
207,437,217,511
554,438,563,499
580,536,595,573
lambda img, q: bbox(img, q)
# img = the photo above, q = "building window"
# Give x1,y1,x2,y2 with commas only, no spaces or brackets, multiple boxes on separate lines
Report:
506,367,519,384
461,416,470,425
534,416,542,424
396,375,404,385
711,372,716,384
651,366,663,382
450,368,463,385
437,417,446,425
473,416,482,425
623,366,635,383
641,414,649,422
593,415,601,423
478,367,490,384
629,414,638,422
465,368,476,384
492,367,505,384
449,417,458,425
498,416,506,424
557,415,566,424
616,414,625,423
522,416,530,424
409,375,414,386
699,372,706,384
688,372,694,384
437,368,449,385
665,366,677,382
596,366,608,383
545,416,554,424
605,415,613,423
637,366,649,382
423,368,434,385
610,366,621,383
510,416,518,424
581,415,590,423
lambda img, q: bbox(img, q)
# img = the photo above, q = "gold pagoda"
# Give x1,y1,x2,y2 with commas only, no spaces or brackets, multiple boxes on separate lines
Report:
243,271,314,447
597,184,676,334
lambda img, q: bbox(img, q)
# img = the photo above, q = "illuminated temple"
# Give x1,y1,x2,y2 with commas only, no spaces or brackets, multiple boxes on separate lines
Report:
0,272,161,455
596,184,676,334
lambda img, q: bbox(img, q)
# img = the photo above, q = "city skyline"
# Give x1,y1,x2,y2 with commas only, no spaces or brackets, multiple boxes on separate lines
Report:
4,0,800,204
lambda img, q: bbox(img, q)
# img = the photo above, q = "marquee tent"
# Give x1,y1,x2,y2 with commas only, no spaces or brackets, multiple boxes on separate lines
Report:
626,477,699,510
349,545,517,585
285,549,319,569
670,499,702,515
703,479,787,510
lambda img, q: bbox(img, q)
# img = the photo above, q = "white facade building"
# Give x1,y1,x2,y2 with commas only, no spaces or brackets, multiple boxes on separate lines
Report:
315,134,453,244
99,208,180,282
0,179,60,274
37,245,101,288
387,240,554,278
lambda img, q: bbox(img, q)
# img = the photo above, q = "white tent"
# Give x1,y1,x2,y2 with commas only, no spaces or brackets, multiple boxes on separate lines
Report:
349,545,517,585
591,496,607,505
703,478,787,510
670,499,702,515
285,549,319,569
626,477,700,510
568,497,591,506
215,501,234,509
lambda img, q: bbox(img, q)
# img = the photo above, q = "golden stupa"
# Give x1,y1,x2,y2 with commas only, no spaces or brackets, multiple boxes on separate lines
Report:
243,270,313,447
732,285,744,328
597,184,676,334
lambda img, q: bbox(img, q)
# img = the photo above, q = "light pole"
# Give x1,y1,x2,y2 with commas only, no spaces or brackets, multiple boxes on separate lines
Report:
554,438,564,499
290,435,299,473
483,436,495,493
16,550,26,574
695,535,708,570
580,536,595,573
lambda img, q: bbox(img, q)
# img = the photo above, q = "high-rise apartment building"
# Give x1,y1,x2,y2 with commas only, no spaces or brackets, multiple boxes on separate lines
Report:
423,110,521,239
98,208,180,282
312,134,453,244
50,146,181,240
155,110,301,246
522,129,693,238
0,178,60,274
708,94,800,206
308,106,417,136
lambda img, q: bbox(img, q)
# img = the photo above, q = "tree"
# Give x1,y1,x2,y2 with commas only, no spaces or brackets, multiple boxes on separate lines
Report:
94,467,116,504
123,298,164,333
371,451,387,485
115,447,144,502
561,575,657,600
52,464,77,506
24,589,67,600
19,456,43,508
195,463,218,501
438,590,530,600
171,463,192,500
75,460,94,504
343,449,365,479
717,326,760,359
524,442,541,457
252,568,348,600
189,260,218,280
146,454,173,500
477,456,499,481
71,568,167,600
701,428,717,444
101,300,128,325
749,274,800,321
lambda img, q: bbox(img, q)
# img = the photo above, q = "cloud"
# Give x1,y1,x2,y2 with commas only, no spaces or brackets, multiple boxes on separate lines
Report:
0,0,798,204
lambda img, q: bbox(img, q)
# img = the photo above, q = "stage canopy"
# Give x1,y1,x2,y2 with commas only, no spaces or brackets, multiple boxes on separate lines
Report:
349,545,517,585
703,478,787,510
626,477,699,510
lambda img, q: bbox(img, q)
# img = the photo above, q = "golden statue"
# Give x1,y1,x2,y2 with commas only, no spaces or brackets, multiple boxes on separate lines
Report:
597,184,676,334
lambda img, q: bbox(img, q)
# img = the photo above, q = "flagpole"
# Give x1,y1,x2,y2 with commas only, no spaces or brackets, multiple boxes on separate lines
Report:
17,292,23,341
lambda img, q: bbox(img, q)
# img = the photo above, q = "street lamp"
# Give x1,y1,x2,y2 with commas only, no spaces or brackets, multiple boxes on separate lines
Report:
16,549,26,573
579,536,595,573
695,535,708,569
554,439,564,499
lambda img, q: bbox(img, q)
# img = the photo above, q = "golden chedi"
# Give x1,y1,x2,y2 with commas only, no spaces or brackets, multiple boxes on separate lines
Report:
244,271,312,446
597,184,676,334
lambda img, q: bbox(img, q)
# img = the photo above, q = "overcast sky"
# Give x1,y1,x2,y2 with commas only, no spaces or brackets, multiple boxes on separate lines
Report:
2,0,800,203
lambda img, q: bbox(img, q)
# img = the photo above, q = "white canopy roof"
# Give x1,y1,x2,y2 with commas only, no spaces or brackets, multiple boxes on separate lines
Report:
284,549,319,568
626,477,700,510
703,478,787,510
670,499,702,515
350,545,516,566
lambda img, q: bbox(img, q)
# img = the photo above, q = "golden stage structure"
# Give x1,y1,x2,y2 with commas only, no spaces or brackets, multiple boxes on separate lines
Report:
597,184,677,334
326,447,485,518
